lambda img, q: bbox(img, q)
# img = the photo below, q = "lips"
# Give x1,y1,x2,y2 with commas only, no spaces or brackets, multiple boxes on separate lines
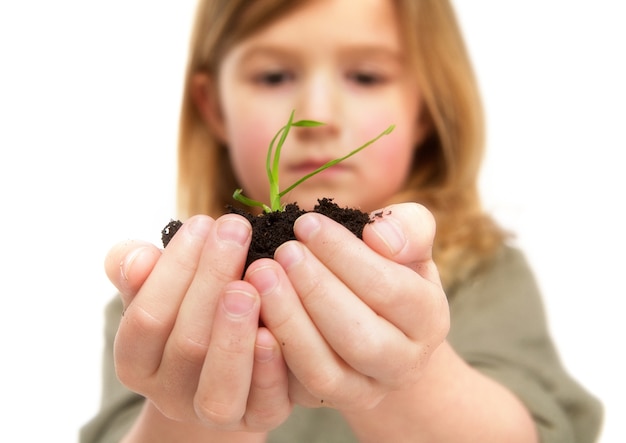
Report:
288,158,350,177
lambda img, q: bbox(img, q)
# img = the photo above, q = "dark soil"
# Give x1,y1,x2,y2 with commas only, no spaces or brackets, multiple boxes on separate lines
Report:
161,198,371,272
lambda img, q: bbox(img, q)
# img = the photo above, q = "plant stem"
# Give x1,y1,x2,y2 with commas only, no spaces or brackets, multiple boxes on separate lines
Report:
279,124,395,198
233,111,394,213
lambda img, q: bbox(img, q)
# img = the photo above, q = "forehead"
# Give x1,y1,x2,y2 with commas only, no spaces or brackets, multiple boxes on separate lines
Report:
232,0,403,55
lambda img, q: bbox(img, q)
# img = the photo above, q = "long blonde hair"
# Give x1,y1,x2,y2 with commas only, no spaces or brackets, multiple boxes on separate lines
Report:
176,0,507,290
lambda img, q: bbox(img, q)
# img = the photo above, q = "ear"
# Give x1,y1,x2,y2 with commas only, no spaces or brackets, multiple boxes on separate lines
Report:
191,73,229,144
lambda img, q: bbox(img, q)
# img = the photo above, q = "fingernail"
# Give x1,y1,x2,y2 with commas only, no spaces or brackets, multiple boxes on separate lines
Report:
217,217,251,246
275,241,305,270
120,246,151,282
254,344,275,363
247,265,279,296
223,289,256,318
294,213,321,242
371,217,407,256
187,215,212,238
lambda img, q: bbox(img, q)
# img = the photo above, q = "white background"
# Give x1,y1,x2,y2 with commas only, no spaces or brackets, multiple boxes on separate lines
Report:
0,1,623,442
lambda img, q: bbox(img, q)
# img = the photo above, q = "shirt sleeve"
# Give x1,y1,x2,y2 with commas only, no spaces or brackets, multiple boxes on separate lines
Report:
447,246,603,443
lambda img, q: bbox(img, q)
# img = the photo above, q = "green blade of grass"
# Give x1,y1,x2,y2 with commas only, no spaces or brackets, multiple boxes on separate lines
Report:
233,189,271,213
293,120,326,127
267,112,325,211
279,124,395,198
271,111,295,182
233,110,393,213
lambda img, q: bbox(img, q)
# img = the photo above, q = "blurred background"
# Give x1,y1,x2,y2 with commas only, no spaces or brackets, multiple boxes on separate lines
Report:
0,1,623,441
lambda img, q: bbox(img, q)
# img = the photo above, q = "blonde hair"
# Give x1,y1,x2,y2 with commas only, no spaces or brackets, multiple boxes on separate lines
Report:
176,0,507,290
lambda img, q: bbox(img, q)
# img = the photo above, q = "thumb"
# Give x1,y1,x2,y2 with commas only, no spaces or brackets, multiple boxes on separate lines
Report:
362,202,440,283
104,240,162,309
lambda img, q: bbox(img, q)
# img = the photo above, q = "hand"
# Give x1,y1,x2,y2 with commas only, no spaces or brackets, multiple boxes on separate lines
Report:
104,214,291,433
244,203,449,410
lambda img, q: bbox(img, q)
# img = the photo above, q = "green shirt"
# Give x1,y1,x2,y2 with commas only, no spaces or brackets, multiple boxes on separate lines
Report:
80,246,602,442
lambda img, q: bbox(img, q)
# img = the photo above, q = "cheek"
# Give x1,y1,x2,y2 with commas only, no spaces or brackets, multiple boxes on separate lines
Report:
227,119,274,199
355,91,423,177
361,123,416,192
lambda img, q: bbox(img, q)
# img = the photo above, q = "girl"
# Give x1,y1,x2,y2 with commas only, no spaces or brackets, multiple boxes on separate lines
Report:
81,0,602,442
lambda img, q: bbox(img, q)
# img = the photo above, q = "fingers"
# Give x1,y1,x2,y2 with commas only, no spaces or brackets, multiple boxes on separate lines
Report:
114,215,215,392
193,283,290,430
362,202,440,283
245,328,291,429
193,281,259,424
245,258,383,408
278,240,422,386
104,240,162,308
118,213,252,391
291,209,445,340
162,214,253,375
112,214,291,431
243,205,449,409
108,203,446,426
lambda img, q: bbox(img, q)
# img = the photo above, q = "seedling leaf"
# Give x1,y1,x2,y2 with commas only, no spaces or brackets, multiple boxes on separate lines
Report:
233,111,394,212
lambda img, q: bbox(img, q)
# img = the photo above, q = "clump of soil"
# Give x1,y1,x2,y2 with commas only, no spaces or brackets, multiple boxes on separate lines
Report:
161,198,371,272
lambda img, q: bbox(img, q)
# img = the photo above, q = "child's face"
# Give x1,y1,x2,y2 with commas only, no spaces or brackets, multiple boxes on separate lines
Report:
209,0,427,212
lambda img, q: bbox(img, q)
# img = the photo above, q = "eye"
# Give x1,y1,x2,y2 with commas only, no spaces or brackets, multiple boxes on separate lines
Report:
348,71,385,86
254,70,295,86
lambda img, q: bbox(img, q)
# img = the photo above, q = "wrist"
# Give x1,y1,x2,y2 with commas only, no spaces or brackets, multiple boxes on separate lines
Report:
342,341,538,443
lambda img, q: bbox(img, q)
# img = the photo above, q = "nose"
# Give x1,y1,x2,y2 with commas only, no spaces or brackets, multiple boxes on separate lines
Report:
294,70,340,139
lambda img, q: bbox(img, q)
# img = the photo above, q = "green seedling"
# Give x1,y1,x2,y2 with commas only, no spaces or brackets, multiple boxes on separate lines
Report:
233,110,395,212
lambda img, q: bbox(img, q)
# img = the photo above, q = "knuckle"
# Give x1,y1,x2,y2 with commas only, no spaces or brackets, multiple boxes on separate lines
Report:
357,391,386,411
214,328,254,357
388,345,427,387
194,398,242,427
114,308,167,385
167,243,201,276
113,361,140,390
347,329,387,368
123,303,168,340
113,339,144,389
245,404,290,431
152,396,189,422
171,333,210,365
203,249,249,284
304,366,346,402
